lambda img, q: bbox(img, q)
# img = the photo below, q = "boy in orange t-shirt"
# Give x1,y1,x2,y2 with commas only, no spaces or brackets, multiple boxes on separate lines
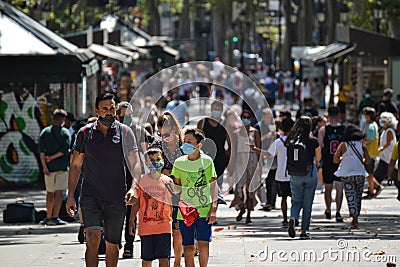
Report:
129,147,172,267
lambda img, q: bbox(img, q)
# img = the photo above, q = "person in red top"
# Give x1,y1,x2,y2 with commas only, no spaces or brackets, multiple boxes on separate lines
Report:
129,147,172,267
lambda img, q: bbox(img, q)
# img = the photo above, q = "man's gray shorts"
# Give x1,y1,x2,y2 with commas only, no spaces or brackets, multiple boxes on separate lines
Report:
80,195,126,244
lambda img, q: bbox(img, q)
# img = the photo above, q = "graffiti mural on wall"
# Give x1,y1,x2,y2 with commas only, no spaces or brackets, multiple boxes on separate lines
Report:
0,92,42,184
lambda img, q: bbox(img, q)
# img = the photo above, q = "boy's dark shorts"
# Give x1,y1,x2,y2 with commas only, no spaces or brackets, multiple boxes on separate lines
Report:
179,218,212,246
80,195,126,244
365,158,376,175
276,181,292,197
140,233,171,261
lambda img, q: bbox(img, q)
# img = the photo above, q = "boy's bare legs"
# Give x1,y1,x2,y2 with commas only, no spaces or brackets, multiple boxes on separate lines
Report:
183,245,196,267
198,240,210,267
172,226,182,267
105,241,119,267
159,258,170,267
85,230,101,267
324,183,333,214
142,260,152,267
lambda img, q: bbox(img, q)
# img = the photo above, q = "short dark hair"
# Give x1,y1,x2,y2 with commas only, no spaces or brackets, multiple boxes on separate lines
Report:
328,106,340,117
280,118,294,133
183,128,205,144
53,109,67,120
211,100,223,109
66,112,76,122
95,93,114,109
279,110,291,118
146,147,162,157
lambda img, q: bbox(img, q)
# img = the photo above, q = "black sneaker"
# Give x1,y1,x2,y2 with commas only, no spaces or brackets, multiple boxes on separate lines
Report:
78,225,85,244
288,218,296,238
295,219,299,227
324,210,331,219
335,212,343,223
281,221,289,227
300,233,311,240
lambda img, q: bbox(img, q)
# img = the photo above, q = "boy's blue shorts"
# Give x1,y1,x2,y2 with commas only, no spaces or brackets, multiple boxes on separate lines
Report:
179,218,212,246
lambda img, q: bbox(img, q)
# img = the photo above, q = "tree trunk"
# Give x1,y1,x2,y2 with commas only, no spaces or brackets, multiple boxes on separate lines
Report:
281,0,292,71
147,0,160,36
389,16,400,38
326,0,339,43
179,0,190,39
298,0,313,45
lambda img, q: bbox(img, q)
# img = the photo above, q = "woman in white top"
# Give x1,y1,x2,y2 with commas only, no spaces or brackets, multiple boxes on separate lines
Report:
334,124,371,229
373,112,397,195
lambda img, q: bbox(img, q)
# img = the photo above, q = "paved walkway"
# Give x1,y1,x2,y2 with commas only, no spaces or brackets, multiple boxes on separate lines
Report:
0,180,399,267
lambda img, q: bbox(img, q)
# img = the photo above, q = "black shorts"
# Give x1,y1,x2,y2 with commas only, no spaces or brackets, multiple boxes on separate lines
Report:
365,158,376,175
322,169,341,184
276,181,291,197
373,160,388,183
141,233,171,261
80,195,126,244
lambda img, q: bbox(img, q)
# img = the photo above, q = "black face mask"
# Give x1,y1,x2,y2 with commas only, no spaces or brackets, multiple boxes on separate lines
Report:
119,116,132,126
98,116,115,127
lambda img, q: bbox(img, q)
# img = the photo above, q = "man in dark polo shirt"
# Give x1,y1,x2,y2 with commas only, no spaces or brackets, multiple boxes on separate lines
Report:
66,93,141,267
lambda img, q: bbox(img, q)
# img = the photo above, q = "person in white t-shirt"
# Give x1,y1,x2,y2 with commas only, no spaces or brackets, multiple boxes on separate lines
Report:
252,118,294,227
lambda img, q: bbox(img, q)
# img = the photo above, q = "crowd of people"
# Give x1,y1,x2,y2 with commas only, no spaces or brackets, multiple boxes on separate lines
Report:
35,62,400,266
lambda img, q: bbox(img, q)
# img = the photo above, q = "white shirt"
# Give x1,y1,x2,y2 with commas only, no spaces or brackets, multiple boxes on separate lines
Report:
379,128,396,164
267,136,290,182
334,141,367,177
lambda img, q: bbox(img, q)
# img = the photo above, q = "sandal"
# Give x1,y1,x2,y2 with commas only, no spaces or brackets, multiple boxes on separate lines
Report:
122,249,133,259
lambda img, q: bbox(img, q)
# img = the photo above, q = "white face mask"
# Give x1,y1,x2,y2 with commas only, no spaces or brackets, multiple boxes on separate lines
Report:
145,102,151,108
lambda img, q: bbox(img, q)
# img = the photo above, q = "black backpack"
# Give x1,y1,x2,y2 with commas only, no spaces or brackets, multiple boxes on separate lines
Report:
286,137,311,176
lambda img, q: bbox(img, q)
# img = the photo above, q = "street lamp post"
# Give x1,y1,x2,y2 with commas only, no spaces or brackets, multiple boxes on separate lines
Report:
339,3,350,25
373,2,383,33
317,10,325,45
239,11,246,69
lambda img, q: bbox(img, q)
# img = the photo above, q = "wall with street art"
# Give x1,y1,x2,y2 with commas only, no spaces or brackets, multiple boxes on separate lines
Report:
0,92,43,184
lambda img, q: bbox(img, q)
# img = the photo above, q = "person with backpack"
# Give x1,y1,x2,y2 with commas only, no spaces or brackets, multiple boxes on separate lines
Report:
333,124,371,229
66,93,141,267
253,117,295,226
318,106,345,222
284,116,321,239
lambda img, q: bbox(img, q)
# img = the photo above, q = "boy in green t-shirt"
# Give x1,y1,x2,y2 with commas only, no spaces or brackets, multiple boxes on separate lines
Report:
172,128,217,267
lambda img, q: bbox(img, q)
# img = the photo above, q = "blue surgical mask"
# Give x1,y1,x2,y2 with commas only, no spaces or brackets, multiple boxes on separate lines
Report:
180,142,196,155
361,114,366,122
150,160,164,173
365,93,371,99
242,118,251,126
211,110,222,119
98,116,116,127
379,119,384,127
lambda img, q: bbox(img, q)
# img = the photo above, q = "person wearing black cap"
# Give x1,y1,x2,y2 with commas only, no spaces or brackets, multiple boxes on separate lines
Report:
375,88,399,118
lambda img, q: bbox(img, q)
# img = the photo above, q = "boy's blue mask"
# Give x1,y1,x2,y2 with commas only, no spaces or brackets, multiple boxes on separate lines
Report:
180,142,196,155
150,160,164,172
